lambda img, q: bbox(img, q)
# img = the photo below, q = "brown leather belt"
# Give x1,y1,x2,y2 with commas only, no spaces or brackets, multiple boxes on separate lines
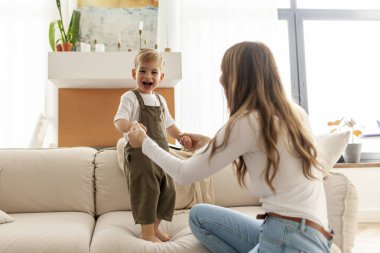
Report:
256,212,334,240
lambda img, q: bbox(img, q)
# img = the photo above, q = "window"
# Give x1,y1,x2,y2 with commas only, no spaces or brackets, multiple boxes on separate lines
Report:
297,0,380,10
304,20,380,135
0,1,48,147
279,1,380,160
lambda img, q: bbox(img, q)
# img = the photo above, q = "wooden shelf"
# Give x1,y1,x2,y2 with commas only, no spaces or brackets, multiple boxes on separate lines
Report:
333,163,380,168
48,52,182,88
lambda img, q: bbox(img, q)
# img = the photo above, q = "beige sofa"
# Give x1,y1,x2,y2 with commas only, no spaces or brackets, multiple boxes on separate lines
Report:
0,147,358,253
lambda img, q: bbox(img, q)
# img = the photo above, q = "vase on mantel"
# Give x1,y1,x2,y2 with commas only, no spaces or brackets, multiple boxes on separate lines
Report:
62,42,73,52
56,44,63,52
343,143,362,163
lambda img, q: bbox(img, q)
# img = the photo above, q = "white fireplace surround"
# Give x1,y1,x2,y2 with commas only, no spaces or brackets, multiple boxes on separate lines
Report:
48,52,182,88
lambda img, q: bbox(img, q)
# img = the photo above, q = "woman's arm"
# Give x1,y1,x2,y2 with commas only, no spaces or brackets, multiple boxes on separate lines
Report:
128,115,258,184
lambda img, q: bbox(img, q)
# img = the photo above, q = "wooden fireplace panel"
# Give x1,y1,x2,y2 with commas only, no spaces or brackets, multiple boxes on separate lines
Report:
58,88,175,147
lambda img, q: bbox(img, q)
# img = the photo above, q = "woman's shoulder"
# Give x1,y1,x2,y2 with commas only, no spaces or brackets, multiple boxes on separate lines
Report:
290,102,310,123
240,111,260,123
228,111,261,132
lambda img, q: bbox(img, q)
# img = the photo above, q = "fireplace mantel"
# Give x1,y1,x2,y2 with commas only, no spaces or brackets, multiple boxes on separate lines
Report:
48,52,182,88
47,51,181,147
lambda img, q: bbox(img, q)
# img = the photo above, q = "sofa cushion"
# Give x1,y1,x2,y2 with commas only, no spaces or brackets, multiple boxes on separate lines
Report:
0,210,14,224
213,165,261,207
0,147,97,215
0,212,95,253
324,172,358,253
90,211,209,253
316,131,350,173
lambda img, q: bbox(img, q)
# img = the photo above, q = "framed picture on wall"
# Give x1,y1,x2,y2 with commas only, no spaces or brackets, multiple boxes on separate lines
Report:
78,0,158,51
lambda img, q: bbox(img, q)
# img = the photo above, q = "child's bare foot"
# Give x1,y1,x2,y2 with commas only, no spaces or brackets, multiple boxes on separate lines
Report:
140,234,162,243
155,229,171,242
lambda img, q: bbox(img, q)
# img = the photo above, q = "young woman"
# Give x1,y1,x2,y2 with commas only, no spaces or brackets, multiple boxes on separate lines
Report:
127,41,333,253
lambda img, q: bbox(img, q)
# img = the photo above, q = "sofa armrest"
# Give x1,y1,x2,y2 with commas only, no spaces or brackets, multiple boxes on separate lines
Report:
324,172,359,253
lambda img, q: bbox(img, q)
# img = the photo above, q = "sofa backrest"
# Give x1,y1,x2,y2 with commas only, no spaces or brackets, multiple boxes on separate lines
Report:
95,148,218,216
0,147,97,215
94,148,261,216
213,165,261,207
94,148,131,215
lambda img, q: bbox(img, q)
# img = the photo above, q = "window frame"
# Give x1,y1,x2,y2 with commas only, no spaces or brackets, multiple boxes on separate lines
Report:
278,0,380,161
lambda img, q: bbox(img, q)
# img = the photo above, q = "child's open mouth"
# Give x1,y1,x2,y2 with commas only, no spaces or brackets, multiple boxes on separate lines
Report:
143,82,153,89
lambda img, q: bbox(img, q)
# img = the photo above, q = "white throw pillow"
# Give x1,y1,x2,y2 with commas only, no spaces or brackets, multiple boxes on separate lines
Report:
0,210,14,224
28,113,49,148
316,131,350,173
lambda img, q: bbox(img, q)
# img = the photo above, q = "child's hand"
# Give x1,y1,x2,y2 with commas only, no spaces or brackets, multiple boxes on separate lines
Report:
138,123,147,132
179,135,192,150
127,121,147,148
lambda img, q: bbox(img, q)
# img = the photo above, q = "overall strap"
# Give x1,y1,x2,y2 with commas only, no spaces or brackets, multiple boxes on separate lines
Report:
131,89,145,110
154,92,165,114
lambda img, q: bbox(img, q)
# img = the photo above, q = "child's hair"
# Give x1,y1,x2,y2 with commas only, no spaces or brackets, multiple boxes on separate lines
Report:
134,49,165,71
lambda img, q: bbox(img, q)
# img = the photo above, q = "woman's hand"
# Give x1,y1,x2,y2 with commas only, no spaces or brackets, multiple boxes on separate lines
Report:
179,133,210,151
179,135,193,150
127,121,148,148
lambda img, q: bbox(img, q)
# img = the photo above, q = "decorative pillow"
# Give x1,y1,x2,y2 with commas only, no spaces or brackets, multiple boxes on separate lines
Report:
28,113,49,148
315,131,350,173
0,210,14,224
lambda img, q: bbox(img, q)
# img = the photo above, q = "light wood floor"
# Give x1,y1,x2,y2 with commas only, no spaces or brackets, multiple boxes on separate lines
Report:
353,223,380,252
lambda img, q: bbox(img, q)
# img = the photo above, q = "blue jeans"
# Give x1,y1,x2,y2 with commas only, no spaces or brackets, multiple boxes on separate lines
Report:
189,204,333,253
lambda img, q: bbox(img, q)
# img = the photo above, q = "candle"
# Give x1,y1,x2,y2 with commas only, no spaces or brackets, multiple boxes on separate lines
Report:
118,33,121,44
139,21,143,31
95,43,105,52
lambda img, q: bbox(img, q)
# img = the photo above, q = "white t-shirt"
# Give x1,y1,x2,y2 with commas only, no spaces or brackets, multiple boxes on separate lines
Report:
114,91,175,142
141,106,329,229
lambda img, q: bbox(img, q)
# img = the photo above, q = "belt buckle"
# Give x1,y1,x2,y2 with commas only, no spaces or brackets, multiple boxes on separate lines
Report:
256,213,267,220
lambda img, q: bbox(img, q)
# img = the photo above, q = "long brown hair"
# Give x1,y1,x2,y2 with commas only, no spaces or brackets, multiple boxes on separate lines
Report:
209,41,322,192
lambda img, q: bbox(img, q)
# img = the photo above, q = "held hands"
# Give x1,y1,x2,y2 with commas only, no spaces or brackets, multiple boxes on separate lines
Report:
127,121,210,151
127,121,147,148
178,135,193,150
179,133,211,151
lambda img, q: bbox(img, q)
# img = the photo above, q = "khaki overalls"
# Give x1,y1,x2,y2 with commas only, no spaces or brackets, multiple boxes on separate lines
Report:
124,90,176,224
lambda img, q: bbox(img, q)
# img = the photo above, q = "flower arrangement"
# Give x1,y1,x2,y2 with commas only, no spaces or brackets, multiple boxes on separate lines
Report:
328,117,362,143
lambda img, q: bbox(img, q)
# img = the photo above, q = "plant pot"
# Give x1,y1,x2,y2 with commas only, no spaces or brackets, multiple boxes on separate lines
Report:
56,44,63,52
62,42,73,52
343,143,362,163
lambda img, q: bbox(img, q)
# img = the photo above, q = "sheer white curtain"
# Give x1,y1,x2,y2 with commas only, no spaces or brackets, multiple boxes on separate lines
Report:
0,0,73,148
176,0,279,136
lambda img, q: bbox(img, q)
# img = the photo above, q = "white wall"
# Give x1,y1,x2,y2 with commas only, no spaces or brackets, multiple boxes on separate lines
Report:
332,167,380,222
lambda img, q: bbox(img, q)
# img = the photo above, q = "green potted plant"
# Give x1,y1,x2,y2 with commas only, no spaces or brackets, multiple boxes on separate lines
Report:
49,0,81,52
328,117,362,163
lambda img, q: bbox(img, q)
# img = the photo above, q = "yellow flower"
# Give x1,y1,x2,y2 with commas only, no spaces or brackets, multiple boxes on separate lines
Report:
327,117,362,143
353,130,362,137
